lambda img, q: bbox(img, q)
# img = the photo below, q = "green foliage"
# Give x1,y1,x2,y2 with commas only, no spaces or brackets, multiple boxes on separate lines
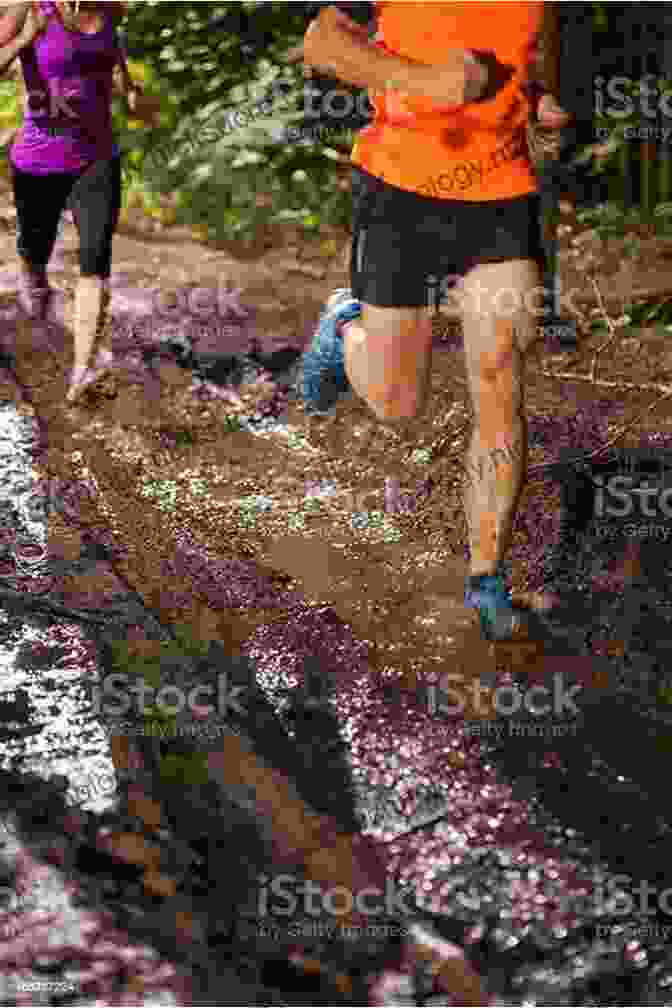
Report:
625,297,672,331
0,1,646,244
108,624,213,720
123,1,307,118
159,751,210,786
173,430,195,447
592,2,610,31
576,203,647,241
120,1,352,243
0,80,20,136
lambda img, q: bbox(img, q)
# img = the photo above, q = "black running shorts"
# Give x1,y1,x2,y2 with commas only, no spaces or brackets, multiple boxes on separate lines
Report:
350,165,545,310
11,155,122,278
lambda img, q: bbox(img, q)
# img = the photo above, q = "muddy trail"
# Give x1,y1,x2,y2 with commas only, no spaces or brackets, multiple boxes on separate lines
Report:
1,203,672,1004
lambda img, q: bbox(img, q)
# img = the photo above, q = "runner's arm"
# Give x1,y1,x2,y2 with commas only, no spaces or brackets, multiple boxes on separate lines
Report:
529,4,573,131
111,26,161,127
288,1,371,61
302,5,488,105
112,44,134,98
0,4,33,75
114,74,162,128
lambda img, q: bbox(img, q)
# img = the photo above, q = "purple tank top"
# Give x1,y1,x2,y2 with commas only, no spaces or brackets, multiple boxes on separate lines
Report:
11,2,121,174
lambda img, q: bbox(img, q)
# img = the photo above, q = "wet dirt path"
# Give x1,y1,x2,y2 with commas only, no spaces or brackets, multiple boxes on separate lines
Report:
1,211,672,1004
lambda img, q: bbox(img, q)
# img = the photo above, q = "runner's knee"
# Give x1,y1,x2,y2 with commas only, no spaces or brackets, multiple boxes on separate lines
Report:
479,319,518,384
370,388,427,424
355,306,431,423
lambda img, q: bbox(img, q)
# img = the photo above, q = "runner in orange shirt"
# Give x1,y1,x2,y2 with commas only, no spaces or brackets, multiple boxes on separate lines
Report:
299,2,571,642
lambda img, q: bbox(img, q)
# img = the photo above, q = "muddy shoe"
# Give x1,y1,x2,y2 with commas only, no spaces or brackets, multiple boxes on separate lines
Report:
300,289,361,414
465,571,540,643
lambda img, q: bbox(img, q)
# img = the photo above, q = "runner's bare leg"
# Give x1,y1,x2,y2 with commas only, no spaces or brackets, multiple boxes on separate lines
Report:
459,257,540,577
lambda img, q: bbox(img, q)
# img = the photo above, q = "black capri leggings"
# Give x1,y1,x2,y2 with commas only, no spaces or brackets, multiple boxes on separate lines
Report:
11,155,122,278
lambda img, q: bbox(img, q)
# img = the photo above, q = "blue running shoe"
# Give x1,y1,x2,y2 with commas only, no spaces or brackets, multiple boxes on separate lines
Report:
301,289,362,414
465,570,528,642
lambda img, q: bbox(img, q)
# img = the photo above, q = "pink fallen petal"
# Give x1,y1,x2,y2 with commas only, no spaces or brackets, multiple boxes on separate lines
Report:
399,493,417,514
22,910,61,928
201,381,244,407
384,477,401,515
368,970,413,1005
7,939,34,969
91,941,122,960
72,969,98,987
115,945,145,966
62,814,84,835
127,752,145,772
90,960,119,977
206,751,226,774
44,845,67,866
147,963,177,983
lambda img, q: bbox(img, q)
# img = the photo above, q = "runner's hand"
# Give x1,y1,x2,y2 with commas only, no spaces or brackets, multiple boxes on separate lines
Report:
537,94,572,129
18,4,48,47
528,94,573,160
303,6,372,75
422,51,512,106
127,87,162,128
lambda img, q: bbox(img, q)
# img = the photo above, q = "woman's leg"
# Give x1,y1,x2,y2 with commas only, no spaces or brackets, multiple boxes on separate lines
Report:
66,156,122,400
11,163,71,317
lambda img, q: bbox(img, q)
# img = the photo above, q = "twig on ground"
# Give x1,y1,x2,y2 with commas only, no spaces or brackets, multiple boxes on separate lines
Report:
538,373,672,394
588,275,618,383
529,385,672,475
0,587,109,626
529,262,672,473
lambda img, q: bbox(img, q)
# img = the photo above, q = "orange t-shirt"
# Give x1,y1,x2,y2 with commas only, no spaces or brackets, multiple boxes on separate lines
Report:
350,1,543,201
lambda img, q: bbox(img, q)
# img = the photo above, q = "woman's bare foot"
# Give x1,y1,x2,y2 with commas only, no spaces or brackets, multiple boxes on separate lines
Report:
66,364,98,405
